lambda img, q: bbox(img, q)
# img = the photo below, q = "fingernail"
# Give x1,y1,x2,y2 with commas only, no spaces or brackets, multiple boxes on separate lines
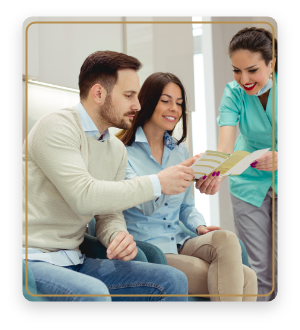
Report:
107,249,111,254
251,165,256,168
212,172,216,176
250,161,258,166
217,171,220,176
203,175,207,180
109,254,113,258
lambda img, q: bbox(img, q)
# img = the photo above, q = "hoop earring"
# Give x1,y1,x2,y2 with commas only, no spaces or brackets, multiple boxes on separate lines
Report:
269,72,273,80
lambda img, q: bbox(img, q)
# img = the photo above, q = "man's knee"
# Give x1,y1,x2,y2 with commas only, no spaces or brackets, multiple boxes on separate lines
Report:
71,278,111,301
163,266,188,294
83,278,110,296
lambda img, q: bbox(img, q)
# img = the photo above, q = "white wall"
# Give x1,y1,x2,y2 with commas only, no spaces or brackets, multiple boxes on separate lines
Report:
27,83,80,133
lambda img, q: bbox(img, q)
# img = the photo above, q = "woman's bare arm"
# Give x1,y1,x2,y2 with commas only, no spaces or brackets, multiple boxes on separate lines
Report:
216,126,237,183
217,126,236,154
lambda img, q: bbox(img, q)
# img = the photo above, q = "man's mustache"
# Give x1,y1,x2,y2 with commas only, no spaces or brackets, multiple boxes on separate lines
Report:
124,111,137,117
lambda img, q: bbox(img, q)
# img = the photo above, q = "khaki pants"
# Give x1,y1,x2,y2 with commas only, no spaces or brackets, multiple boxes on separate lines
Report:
165,230,257,301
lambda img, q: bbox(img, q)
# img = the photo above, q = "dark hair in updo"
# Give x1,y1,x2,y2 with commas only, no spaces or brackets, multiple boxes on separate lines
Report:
228,27,277,72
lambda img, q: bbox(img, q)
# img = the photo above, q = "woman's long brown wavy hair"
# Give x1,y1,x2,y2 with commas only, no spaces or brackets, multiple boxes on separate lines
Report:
116,72,188,146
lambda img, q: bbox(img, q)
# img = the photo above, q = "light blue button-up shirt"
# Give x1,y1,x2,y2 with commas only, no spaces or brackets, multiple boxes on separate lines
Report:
123,126,206,254
76,102,111,141
23,103,161,265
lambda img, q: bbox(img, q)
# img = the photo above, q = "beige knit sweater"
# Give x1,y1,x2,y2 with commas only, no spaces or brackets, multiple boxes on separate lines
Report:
23,107,154,252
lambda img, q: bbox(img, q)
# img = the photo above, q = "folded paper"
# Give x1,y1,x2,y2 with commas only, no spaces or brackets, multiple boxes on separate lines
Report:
191,148,270,180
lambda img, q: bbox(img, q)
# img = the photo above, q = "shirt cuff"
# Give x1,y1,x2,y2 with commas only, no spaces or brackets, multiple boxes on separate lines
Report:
188,217,206,234
148,174,161,198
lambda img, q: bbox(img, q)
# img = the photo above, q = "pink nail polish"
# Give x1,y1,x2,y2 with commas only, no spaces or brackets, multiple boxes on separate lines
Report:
217,171,220,176
212,172,216,176
203,175,207,180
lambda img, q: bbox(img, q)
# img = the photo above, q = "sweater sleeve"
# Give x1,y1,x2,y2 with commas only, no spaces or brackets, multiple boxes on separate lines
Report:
125,159,170,216
29,112,155,217
94,148,129,246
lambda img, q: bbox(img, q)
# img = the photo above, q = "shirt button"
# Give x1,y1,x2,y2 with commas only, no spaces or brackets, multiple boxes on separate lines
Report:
171,237,174,240
167,225,171,228
165,203,168,206
163,217,166,220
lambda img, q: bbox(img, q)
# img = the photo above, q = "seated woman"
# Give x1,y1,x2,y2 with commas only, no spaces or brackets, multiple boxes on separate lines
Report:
117,72,257,301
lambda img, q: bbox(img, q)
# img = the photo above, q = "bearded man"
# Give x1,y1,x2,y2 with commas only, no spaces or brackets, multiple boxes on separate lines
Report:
23,51,194,301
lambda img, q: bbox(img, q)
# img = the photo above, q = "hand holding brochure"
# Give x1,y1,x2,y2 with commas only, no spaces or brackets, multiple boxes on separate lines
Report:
191,148,270,180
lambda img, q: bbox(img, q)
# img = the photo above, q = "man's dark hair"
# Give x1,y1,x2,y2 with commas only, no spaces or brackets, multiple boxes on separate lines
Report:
78,51,142,99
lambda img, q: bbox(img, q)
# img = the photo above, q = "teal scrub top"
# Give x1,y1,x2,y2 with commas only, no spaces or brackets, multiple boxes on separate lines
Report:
217,73,277,207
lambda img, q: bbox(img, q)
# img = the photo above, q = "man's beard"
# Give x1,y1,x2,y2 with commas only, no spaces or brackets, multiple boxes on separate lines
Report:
99,93,134,130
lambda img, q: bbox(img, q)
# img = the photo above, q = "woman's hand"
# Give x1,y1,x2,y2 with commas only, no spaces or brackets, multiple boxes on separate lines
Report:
179,153,203,167
196,225,222,235
251,151,278,171
195,172,223,195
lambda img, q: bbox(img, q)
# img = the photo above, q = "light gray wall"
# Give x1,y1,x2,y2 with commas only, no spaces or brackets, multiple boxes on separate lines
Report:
125,17,154,86
125,17,195,153
252,17,277,36
22,16,39,78
23,17,124,88
23,17,123,140
152,17,195,154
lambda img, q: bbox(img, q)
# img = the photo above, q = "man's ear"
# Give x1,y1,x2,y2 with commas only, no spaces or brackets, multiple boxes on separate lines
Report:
90,84,107,105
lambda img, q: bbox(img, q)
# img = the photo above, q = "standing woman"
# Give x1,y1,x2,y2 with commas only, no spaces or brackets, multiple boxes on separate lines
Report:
196,27,277,301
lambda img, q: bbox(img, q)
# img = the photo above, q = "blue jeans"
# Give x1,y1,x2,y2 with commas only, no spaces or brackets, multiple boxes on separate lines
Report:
28,257,188,301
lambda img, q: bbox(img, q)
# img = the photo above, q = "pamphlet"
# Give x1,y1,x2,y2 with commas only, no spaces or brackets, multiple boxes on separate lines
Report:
191,148,270,180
